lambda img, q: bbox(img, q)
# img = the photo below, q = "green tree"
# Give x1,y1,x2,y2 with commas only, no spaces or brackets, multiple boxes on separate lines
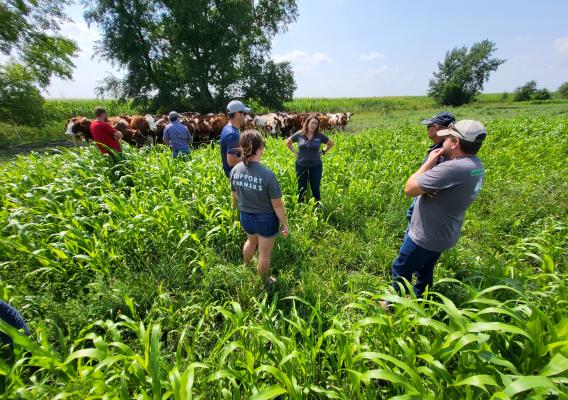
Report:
0,63,44,126
513,80,537,102
532,88,551,101
83,0,298,112
557,82,568,99
0,0,78,126
0,0,78,88
428,40,505,106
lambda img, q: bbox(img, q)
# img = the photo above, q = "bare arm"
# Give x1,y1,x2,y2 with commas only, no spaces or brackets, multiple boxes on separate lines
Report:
323,138,334,153
286,137,298,155
227,149,242,167
271,198,289,237
404,148,444,197
231,191,238,209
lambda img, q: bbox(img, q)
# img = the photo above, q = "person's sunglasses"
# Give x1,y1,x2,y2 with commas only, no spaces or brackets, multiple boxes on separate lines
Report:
448,122,465,139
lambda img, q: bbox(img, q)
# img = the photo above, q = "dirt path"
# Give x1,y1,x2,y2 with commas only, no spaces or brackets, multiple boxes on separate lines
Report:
0,140,74,160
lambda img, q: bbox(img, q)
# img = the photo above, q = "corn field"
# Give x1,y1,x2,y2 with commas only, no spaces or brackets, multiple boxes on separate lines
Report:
0,114,567,398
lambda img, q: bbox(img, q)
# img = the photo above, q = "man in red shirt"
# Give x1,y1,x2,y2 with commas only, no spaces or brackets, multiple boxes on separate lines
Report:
91,107,123,157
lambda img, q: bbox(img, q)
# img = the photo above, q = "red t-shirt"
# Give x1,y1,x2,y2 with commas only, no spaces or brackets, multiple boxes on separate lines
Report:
91,120,122,154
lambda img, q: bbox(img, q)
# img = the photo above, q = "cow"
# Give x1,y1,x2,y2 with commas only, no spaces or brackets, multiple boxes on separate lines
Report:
129,114,158,144
189,116,211,143
109,117,146,147
253,113,282,137
277,112,294,137
243,114,254,130
64,117,92,147
208,114,228,141
154,115,169,144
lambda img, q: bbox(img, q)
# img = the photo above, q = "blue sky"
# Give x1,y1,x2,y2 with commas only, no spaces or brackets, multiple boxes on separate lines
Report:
46,0,568,98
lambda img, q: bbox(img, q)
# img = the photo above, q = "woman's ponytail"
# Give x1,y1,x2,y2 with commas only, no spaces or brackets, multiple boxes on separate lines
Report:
240,130,264,166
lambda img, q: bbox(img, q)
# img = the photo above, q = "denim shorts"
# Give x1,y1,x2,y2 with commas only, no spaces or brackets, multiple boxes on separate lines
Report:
239,211,279,238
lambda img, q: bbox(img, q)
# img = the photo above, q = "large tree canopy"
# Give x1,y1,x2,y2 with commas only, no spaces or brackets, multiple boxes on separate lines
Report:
84,0,299,112
428,40,505,107
0,0,78,88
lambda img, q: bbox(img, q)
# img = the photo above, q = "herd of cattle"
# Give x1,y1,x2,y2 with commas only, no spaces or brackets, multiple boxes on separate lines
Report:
64,111,354,147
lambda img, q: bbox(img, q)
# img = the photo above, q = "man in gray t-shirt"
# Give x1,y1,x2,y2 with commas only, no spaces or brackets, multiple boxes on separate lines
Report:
384,120,487,306
230,161,282,214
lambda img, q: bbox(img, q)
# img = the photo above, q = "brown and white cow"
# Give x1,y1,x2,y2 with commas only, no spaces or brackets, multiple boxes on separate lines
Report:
129,115,158,144
109,117,146,147
64,117,93,147
253,113,282,137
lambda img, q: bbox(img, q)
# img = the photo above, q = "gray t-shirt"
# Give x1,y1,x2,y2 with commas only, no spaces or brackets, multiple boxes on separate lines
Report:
409,156,484,252
230,161,282,214
291,131,330,167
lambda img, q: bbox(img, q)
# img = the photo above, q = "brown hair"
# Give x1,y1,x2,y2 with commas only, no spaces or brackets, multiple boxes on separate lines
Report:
94,107,107,117
240,129,264,166
301,115,320,137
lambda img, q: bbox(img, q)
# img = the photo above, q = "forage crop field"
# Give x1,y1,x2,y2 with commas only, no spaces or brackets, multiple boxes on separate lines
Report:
0,112,567,398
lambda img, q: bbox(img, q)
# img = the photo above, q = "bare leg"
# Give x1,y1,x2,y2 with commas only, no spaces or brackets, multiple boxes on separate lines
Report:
243,234,258,264
257,235,277,280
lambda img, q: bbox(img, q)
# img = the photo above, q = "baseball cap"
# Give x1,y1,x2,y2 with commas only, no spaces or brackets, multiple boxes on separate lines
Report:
437,120,487,143
168,111,179,120
421,112,455,127
227,100,251,114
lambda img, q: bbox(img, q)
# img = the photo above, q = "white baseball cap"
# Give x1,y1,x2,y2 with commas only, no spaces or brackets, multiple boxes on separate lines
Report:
227,100,251,114
437,119,487,143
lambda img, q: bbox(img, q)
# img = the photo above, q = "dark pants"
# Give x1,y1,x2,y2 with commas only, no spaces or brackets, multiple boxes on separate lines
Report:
296,163,323,202
173,147,190,158
391,234,441,297
0,301,29,344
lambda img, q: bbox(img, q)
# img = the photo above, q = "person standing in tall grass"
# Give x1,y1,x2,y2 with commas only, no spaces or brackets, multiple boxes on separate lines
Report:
406,112,455,223
286,116,334,203
230,130,289,285
91,107,123,161
221,100,250,178
163,111,193,158
384,120,487,309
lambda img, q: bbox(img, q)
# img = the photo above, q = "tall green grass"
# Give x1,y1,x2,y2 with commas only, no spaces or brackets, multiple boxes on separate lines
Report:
0,112,566,397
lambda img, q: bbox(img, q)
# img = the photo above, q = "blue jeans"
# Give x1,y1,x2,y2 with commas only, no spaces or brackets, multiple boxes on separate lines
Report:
391,234,441,297
172,147,190,158
296,162,323,202
0,301,29,344
240,211,279,238
406,198,417,224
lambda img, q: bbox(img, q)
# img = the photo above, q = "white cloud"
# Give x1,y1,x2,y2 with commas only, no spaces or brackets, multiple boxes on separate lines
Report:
271,49,332,74
313,52,332,64
272,49,309,63
60,19,101,52
553,37,568,54
359,51,385,62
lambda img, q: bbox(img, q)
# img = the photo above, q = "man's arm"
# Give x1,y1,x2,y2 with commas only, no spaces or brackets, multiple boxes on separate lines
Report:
226,133,242,167
227,151,241,167
404,148,444,197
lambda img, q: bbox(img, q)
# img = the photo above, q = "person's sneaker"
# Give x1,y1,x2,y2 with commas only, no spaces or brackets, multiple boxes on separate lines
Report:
380,300,391,313
265,276,277,286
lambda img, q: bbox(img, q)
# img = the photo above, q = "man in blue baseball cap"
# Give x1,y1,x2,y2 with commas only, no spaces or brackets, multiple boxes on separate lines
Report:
220,100,251,178
406,111,456,222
